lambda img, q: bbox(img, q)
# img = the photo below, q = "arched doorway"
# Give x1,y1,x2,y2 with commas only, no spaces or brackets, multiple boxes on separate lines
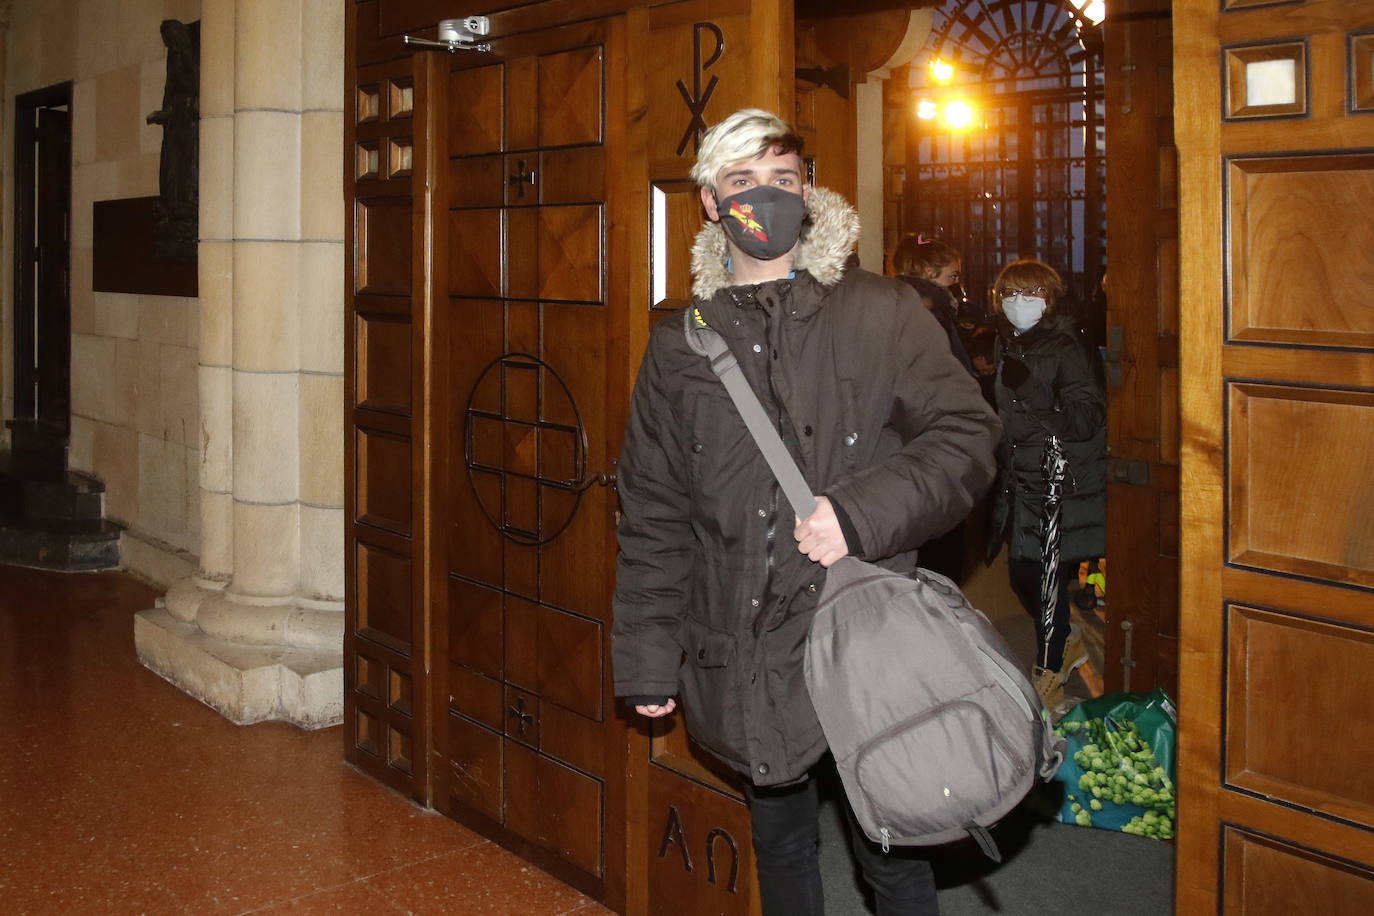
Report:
895,0,1106,315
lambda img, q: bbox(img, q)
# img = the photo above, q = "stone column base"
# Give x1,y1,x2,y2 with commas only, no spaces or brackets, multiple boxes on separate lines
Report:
135,608,341,728
134,595,343,729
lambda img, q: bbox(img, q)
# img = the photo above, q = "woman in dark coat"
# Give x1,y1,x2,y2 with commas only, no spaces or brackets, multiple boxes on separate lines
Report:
987,258,1106,711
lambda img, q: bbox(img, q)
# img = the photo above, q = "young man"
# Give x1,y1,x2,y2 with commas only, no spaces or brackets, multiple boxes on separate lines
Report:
611,108,1001,915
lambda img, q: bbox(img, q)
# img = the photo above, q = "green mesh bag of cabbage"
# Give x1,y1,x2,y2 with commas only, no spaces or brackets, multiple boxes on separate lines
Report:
1053,688,1177,838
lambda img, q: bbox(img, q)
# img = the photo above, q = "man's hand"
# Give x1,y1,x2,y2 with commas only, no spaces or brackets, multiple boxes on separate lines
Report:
635,698,677,718
794,496,850,568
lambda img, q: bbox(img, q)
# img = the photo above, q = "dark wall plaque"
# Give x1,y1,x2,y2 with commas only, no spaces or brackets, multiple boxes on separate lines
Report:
92,196,198,297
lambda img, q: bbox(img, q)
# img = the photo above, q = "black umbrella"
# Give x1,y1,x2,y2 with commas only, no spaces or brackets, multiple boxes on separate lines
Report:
1039,435,1068,670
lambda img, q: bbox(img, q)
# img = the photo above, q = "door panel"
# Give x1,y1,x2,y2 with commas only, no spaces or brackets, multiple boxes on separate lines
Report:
647,774,757,916
1223,828,1374,915
1227,155,1374,348
539,46,605,147
1103,0,1179,698
1225,604,1374,819
506,742,605,875
539,206,604,301
1175,0,1374,911
448,210,503,296
433,18,622,899
344,49,429,803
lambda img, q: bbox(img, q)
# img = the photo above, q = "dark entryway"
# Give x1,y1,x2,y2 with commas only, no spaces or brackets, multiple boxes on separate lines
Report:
12,82,73,439
1,81,120,570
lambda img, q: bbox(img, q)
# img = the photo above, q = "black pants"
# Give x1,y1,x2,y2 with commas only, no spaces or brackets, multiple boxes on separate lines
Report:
743,763,939,916
1008,558,1074,670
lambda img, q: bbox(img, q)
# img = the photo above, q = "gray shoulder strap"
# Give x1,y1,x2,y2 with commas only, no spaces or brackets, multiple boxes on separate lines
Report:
683,307,818,517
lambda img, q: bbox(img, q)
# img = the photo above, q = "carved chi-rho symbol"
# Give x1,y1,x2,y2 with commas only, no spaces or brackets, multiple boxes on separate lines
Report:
676,22,724,156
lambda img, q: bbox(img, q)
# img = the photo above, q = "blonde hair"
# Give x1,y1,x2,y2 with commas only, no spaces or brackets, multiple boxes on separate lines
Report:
689,108,805,190
992,259,1066,316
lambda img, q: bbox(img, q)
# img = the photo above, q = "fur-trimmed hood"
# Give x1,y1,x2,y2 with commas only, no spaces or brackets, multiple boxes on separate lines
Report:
689,186,861,301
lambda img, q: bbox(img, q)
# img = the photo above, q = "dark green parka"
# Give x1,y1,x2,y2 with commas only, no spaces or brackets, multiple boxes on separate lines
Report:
988,311,1107,564
610,188,1001,786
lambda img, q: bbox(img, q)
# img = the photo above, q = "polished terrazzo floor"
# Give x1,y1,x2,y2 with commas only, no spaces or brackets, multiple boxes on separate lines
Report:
0,564,612,915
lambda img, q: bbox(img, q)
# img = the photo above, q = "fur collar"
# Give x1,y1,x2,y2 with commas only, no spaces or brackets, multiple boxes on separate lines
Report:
689,186,861,301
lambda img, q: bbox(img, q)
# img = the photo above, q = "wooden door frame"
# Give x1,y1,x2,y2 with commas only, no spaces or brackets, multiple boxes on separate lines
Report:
1101,1,1180,699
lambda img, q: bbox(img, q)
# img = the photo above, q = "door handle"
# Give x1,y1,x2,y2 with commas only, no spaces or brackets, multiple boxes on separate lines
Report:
569,459,617,493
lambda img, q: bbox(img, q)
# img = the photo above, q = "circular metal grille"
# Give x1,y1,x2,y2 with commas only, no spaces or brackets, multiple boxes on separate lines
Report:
462,352,590,546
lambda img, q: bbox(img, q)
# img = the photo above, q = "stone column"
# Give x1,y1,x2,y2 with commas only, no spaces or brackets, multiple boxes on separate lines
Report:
135,0,346,729
854,9,933,272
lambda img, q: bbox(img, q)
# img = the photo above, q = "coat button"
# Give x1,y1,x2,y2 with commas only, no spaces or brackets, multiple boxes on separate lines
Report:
757,763,770,776
750,597,760,607
804,425,813,436
757,508,766,517
692,442,703,453
697,648,706,660
844,433,858,447
753,344,763,353
808,583,817,593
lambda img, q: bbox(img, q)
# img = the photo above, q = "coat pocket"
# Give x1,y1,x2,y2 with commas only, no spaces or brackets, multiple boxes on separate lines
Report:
678,626,743,763
683,626,735,668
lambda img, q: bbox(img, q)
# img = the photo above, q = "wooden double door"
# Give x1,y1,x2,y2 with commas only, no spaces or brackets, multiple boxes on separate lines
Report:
1175,0,1374,911
346,2,793,912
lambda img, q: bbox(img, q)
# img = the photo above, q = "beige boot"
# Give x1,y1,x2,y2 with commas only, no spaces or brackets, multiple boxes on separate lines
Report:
1059,625,1089,679
1033,665,1065,712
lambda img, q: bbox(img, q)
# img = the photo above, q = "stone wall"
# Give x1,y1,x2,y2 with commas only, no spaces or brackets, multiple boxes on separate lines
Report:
2,0,204,581
1,0,345,603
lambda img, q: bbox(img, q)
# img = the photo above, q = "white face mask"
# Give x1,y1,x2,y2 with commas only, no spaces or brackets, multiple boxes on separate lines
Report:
1003,295,1046,332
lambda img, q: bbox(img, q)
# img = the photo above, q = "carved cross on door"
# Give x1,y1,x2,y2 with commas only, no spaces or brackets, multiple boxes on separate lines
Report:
508,697,535,735
508,159,537,197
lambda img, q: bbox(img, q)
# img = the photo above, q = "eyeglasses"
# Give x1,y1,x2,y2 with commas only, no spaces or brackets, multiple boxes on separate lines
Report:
998,286,1046,299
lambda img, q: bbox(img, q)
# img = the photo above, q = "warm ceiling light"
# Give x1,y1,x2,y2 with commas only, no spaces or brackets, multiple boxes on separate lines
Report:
916,99,938,120
1068,0,1107,24
930,58,954,82
943,100,974,129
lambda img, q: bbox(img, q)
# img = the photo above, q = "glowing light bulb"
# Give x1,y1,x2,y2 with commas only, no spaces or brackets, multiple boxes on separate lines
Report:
943,100,974,129
930,58,954,82
916,99,938,120
1082,0,1105,23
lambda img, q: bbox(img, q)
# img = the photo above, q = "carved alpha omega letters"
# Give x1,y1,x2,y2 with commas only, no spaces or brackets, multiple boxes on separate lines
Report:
657,805,742,893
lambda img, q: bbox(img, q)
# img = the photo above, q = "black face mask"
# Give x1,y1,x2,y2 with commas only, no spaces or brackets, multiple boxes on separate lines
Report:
715,185,808,261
